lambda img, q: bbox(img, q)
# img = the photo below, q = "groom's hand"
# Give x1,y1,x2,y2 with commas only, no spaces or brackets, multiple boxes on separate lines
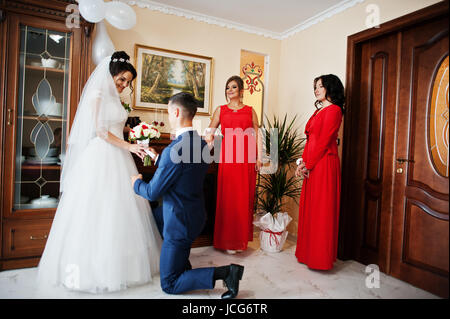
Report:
131,174,143,187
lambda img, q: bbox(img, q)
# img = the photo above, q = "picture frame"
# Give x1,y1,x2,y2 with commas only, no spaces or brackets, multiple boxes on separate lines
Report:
134,44,213,115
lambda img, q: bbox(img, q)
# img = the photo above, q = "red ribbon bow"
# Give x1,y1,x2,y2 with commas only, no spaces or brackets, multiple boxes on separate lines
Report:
263,229,283,247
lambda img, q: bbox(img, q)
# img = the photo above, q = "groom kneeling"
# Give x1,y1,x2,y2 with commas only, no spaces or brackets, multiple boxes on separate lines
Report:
131,92,244,299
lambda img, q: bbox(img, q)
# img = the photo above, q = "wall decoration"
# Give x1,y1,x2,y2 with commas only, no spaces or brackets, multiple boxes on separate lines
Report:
240,50,266,125
134,44,212,115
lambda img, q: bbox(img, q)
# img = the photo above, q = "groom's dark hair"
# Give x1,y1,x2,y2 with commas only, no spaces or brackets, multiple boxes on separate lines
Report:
168,92,198,120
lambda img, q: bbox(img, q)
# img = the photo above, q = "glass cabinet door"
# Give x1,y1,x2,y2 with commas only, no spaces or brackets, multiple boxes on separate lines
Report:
13,25,71,210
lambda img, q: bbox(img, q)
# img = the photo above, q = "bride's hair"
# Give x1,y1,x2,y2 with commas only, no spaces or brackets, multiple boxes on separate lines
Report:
109,51,137,91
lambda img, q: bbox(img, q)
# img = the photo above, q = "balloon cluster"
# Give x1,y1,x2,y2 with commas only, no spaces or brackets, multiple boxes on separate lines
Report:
77,0,136,30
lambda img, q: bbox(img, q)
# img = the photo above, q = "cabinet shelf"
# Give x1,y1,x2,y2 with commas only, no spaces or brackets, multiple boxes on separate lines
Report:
19,115,65,122
21,165,61,170
25,65,65,73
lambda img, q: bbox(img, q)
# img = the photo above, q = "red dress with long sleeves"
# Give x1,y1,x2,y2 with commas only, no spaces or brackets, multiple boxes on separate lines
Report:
295,104,343,270
213,105,257,251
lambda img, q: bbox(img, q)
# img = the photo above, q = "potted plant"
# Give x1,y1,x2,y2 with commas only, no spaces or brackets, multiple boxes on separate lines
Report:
254,114,306,252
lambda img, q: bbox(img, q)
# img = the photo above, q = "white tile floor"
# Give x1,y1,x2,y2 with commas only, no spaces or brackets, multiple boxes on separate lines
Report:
0,234,440,299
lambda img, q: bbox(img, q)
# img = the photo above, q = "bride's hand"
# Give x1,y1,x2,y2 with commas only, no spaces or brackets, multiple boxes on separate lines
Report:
128,143,147,160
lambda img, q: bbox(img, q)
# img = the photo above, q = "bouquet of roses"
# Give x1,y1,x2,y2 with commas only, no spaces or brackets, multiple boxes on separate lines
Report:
128,121,161,166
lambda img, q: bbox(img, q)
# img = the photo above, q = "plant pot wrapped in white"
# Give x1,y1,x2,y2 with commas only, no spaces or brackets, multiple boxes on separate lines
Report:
255,114,305,252
254,212,292,252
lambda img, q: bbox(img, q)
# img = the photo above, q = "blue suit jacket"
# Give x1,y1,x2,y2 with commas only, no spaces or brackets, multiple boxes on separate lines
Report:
134,130,209,243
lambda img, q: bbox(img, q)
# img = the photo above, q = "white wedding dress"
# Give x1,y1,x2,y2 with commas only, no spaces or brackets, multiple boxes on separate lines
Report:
37,57,162,294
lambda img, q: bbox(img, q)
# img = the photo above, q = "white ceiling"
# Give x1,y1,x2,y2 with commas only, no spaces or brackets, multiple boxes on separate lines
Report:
127,0,366,39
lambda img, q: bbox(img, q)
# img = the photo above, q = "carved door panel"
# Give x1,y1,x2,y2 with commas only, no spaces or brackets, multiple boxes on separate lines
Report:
390,16,449,298
351,32,399,272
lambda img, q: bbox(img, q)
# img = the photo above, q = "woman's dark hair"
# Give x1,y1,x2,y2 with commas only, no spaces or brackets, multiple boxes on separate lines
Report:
109,51,137,91
225,75,244,101
314,74,345,114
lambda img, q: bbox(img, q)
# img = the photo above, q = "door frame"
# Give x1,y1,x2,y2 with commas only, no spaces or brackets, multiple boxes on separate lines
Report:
339,0,449,261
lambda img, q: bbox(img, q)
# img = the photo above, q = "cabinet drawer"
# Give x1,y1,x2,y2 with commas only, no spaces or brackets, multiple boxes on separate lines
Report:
2,219,53,259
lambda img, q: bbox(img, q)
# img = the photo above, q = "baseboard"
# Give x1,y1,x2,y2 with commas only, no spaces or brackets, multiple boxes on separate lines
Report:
1,257,40,271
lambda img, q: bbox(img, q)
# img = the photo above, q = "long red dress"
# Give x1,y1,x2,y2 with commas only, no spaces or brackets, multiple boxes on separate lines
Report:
213,105,257,251
295,104,343,270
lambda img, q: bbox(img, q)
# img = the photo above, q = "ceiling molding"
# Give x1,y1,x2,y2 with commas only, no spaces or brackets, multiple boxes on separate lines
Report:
125,0,367,40
280,0,366,39
125,0,281,39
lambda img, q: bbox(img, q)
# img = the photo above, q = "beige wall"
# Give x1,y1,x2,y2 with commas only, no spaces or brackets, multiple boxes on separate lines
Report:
277,0,442,235
104,6,281,134
278,0,442,121
105,0,441,236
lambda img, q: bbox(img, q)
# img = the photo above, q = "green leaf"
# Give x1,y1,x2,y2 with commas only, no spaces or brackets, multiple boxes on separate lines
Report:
256,113,306,215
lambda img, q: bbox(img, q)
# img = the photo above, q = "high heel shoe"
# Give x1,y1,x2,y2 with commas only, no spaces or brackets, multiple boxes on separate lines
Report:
221,264,244,299
226,250,236,254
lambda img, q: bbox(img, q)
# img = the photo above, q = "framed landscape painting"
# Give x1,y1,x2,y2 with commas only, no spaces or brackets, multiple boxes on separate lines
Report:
134,44,213,115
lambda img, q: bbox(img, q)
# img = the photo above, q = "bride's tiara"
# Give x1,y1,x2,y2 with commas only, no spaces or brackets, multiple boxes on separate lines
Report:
111,58,131,63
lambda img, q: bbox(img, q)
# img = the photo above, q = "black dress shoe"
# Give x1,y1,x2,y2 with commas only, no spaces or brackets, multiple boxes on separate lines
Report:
221,264,244,299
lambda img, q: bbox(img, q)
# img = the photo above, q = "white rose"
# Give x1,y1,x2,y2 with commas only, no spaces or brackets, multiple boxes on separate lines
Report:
134,127,142,138
142,128,150,137
148,128,157,139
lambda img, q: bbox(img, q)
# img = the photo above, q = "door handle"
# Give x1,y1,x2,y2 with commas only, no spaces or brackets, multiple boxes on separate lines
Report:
396,158,415,163
7,108,12,125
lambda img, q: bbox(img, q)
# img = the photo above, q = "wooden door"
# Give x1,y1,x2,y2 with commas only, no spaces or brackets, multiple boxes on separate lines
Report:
341,1,449,298
343,32,399,272
390,15,448,298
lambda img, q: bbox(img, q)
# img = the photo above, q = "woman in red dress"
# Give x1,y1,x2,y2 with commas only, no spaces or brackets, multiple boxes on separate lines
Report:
206,75,262,254
295,74,345,270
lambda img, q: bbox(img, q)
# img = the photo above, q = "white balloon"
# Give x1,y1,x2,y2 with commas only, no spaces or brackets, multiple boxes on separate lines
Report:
78,0,106,23
92,21,115,65
105,1,136,30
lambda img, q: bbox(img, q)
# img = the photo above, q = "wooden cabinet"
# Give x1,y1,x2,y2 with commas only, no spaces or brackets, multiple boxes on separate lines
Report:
3,219,53,259
0,0,92,271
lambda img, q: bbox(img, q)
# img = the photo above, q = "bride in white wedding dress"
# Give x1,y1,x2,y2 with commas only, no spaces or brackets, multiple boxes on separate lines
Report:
37,52,162,293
